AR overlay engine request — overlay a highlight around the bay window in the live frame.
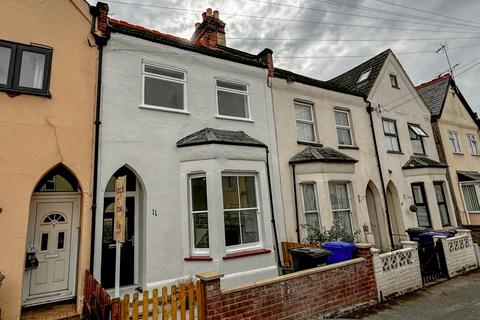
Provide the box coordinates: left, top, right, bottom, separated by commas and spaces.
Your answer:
189, 176, 209, 253
434, 182, 450, 227
411, 183, 431, 227
329, 182, 353, 235
301, 183, 320, 236
222, 175, 260, 249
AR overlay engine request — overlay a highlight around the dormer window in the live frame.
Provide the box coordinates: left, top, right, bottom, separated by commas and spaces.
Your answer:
357, 69, 371, 84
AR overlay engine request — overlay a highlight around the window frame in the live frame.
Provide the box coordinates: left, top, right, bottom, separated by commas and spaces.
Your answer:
188, 174, 210, 255
141, 62, 188, 113
295, 101, 316, 143
411, 182, 432, 228
433, 182, 451, 227
328, 181, 354, 236
334, 109, 354, 147
382, 118, 401, 152
215, 77, 251, 121
300, 182, 320, 237
0, 40, 52, 96
390, 74, 399, 89
448, 130, 462, 154
221, 173, 263, 253
408, 123, 426, 155
467, 134, 479, 155
461, 183, 480, 214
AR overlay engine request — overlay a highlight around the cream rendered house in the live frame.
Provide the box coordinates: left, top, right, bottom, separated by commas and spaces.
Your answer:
328, 50, 457, 246
272, 70, 390, 250
417, 74, 480, 225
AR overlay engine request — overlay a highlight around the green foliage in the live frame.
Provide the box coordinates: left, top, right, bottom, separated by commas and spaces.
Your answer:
304, 224, 361, 244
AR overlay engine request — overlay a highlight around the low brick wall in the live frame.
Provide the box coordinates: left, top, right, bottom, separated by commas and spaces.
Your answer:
372, 241, 422, 301
436, 229, 479, 278
197, 244, 377, 320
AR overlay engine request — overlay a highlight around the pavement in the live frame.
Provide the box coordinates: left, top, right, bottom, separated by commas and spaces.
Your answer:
335, 269, 480, 320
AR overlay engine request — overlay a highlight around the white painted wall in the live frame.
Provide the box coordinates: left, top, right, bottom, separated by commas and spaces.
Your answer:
94, 33, 285, 290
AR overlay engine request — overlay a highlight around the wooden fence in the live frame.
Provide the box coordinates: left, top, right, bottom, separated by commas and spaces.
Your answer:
110, 282, 203, 320
84, 270, 112, 319
281, 241, 320, 268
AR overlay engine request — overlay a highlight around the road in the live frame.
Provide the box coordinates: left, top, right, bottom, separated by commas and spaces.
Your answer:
339, 269, 480, 320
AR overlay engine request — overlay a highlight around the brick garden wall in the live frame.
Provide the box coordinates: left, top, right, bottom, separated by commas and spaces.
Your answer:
197, 244, 377, 320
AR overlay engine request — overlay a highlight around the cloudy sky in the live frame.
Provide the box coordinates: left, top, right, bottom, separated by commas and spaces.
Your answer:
90, 0, 480, 111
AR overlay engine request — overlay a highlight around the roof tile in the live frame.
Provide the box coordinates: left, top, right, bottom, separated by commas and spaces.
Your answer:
177, 128, 266, 148
289, 145, 358, 164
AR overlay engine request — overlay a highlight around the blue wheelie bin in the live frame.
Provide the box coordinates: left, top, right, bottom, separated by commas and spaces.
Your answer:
418, 231, 455, 246
322, 242, 356, 264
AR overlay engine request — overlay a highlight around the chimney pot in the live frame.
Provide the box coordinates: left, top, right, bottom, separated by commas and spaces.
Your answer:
213, 10, 219, 19
195, 22, 201, 29
206, 8, 213, 17
202, 12, 207, 21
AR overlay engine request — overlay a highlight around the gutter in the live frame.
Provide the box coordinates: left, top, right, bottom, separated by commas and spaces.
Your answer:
265, 148, 282, 268
365, 98, 395, 249
291, 164, 301, 243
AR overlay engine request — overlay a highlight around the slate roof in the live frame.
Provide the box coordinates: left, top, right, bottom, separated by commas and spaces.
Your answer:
289, 145, 358, 164
457, 171, 480, 182
108, 19, 272, 69
176, 128, 266, 148
327, 49, 391, 97
416, 74, 451, 116
274, 68, 364, 97
402, 156, 448, 170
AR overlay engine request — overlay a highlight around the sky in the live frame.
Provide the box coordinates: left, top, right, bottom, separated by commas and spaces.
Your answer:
90, 0, 480, 111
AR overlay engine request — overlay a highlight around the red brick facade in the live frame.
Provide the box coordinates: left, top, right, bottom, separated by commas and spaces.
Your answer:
198, 244, 377, 320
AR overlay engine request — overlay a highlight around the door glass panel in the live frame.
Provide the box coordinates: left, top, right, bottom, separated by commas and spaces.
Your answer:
19, 50, 46, 89
57, 232, 65, 250
41, 233, 49, 251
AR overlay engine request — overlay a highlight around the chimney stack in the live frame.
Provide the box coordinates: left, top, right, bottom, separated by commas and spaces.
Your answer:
90, 2, 109, 44
191, 8, 226, 48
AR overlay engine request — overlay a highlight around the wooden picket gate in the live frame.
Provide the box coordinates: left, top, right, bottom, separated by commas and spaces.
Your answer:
110, 282, 203, 320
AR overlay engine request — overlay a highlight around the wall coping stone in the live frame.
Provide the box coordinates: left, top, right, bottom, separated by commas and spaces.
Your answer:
222, 257, 366, 294
356, 243, 374, 249
196, 271, 224, 281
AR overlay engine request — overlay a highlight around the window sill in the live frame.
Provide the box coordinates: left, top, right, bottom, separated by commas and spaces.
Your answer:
215, 115, 254, 123
338, 145, 359, 150
387, 150, 404, 154
471, 154, 480, 157
413, 153, 428, 157
453, 152, 464, 155
139, 104, 190, 115
297, 140, 322, 147
1, 87, 51, 98
223, 249, 271, 260
184, 256, 213, 262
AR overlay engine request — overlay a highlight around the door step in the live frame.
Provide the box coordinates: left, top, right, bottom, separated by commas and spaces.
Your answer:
21, 301, 79, 320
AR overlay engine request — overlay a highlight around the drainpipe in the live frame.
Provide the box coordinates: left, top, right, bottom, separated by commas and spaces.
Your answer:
291, 164, 301, 243
365, 98, 395, 250
265, 148, 282, 268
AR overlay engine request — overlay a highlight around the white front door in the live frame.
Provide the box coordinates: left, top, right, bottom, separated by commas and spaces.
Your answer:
24, 194, 80, 306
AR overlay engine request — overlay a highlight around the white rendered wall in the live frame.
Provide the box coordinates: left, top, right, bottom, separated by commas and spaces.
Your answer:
437, 229, 478, 278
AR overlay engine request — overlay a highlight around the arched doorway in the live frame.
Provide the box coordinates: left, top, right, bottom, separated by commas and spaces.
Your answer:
365, 182, 385, 250
386, 181, 405, 248
23, 165, 81, 306
100, 166, 144, 289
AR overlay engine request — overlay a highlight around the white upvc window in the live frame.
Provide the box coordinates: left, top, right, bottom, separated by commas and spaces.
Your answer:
216, 79, 250, 120
383, 119, 401, 152
448, 131, 462, 153
461, 184, 480, 213
301, 183, 320, 237
295, 102, 316, 142
328, 182, 353, 236
189, 175, 209, 255
142, 63, 187, 112
467, 134, 479, 155
334, 109, 354, 146
221, 174, 262, 252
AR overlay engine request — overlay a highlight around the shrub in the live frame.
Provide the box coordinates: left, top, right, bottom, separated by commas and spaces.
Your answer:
304, 224, 361, 245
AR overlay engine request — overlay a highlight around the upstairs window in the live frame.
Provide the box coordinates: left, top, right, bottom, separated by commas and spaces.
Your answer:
390, 74, 399, 89
408, 124, 428, 155
216, 79, 250, 119
142, 63, 186, 111
329, 182, 353, 236
295, 102, 316, 142
0, 40, 52, 96
383, 119, 401, 152
434, 182, 450, 227
448, 131, 461, 153
334, 109, 353, 146
412, 183, 431, 228
467, 134, 479, 155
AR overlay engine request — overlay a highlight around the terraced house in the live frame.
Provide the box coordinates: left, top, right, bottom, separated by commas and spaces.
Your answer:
90, 3, 285, 294
0, 0, 98, 318
417, 74, 480, 225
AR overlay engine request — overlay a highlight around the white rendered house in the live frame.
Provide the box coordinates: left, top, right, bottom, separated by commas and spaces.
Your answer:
92, 8, 284, 292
